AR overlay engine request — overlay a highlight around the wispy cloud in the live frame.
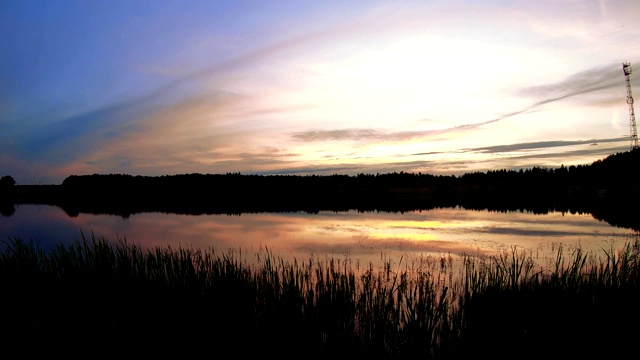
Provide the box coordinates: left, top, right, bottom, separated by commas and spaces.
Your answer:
292, 129, 384, 142
517, 62, 631, 105
6, 8, 420, 172
466, 137, 627, 154
4, 1, 639, 185
491, 145, 629, 162
291, 118, 509, 144
291, 61, 632, 146
19, 59, 633, 182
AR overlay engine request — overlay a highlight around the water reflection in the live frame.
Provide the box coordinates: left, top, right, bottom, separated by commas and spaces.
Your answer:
0, 205, 636, 269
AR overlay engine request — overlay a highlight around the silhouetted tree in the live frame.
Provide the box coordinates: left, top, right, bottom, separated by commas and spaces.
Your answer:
0, 175, 16, 188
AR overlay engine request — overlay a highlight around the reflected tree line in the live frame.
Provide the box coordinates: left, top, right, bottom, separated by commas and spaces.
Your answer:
1, 149, 639, 230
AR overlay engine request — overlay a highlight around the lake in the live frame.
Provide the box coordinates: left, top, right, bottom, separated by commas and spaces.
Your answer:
1, 204, 637, 271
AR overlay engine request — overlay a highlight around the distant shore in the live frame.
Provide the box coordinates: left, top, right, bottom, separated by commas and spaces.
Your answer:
1, 149, 639, 230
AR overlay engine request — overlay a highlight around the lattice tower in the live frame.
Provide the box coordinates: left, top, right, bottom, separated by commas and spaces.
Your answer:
623, 62, 638, 150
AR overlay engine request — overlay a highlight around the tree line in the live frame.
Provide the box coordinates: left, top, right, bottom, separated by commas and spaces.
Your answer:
1, 149, 638, 229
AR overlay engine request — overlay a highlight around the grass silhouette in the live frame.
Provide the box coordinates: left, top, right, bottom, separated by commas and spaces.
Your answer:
1, 233, 638, 358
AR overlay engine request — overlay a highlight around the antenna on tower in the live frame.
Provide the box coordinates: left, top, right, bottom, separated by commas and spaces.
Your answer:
622, 62, 639, 150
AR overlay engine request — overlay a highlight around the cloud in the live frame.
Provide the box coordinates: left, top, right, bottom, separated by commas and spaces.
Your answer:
408, 151, 453, 157
291, 61, 635, 147
7, 7, 432, 177
2, 11, 382, 164
404, 142, 630, 176
292, 129, 384, 142
494, 145, 629, 162
291, 128, 423, 143
291, 118, 507, 144
517, 62, 632, 104
46, 92, 243, 166
289, 109, 539, 145
248, 157, 489, 177
7, 3, 639, 186
53, 134, 632, 183
253, 164, 367, 176
8, 98, 142, 163
466, 137, 627, 154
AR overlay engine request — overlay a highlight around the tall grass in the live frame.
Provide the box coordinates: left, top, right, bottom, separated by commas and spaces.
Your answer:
1, 233, 639, 358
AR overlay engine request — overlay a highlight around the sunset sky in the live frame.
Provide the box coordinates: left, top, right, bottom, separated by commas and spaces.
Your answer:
2, 0, 639, 185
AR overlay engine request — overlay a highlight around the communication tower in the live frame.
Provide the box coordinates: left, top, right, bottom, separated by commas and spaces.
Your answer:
622, 62, 639, 150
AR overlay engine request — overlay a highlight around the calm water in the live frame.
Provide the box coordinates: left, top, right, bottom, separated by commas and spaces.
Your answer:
1, 204, 638, 270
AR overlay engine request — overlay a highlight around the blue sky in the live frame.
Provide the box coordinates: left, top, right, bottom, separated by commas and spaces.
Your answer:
1, 0, 639, 184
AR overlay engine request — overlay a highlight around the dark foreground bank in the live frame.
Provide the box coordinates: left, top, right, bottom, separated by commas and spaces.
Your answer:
1, 235, 639, 358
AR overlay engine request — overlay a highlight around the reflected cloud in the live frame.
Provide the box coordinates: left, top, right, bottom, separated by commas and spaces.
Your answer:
462, 226, 603, 238
2, 206, 634, 270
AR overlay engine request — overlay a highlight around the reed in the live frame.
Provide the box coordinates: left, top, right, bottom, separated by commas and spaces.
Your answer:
1, 233, 639, 358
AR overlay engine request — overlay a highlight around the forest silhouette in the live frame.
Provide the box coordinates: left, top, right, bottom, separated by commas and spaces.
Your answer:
1, 148, 639, 230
